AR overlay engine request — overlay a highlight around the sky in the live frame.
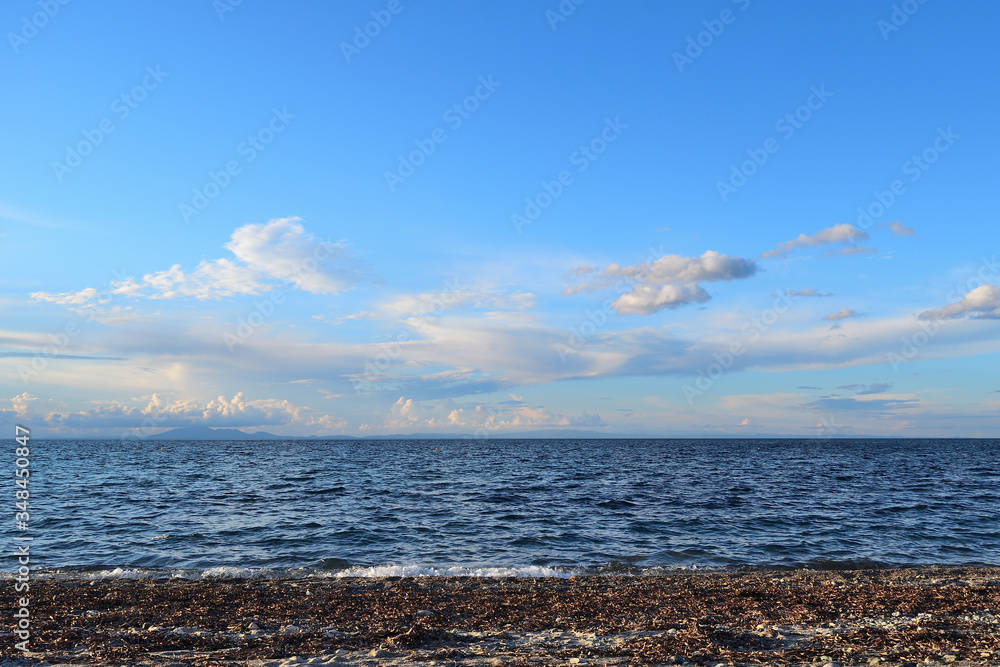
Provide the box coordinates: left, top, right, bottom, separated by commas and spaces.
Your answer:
2, 0, 999, 438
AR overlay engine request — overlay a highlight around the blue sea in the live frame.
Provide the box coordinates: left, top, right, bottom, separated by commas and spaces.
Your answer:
10, 438, 1000, 578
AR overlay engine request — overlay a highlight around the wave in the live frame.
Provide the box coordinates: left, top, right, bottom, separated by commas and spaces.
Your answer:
324, 564, 575, 578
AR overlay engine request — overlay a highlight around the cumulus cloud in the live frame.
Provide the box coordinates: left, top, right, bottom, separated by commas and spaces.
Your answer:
919, 284, 1000, 320
224, 218, 359, 294
35, 392, 347, 435
824, 308, 859, 321
611, 283, 711, 315
11, 393, 36, 419
30, 217, 361, 307
762, 224, 871, 258
384, 395, 603, 433
566, 250, 758, 315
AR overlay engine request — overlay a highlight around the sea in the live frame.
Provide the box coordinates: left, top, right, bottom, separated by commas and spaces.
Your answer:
9, 438, 1000, 578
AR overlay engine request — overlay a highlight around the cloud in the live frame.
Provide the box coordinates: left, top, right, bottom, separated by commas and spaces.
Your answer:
762, 224, 871, 258
39, 392, 345, 434
837, 382, 892, 395
611, 283, 710, 315
785, 289, 833, 297
383, 395, 604, 433
224, 218, 359, 294
919, 284, 1000, 320
11, 393, 36, 418
824, 308, 859, 321
30, 217, 361, 306
567, 250, 758, 315
822, 246, 878, 258
381, 284, 536, 320
800, 396, 919, 413
883, 221, 915, 237
797, 386, 822, 390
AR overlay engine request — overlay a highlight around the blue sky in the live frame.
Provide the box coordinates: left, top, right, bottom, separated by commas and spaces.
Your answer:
2, 0, 999, 437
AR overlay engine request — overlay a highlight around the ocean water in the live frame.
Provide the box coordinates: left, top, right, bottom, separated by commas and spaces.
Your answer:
9, 438, 1000, 578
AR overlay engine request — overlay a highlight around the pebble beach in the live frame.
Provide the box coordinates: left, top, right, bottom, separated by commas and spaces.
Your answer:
4, 567, 1000, 666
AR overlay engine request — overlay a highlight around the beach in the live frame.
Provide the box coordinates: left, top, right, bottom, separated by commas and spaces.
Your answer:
5, 567, 1000, 666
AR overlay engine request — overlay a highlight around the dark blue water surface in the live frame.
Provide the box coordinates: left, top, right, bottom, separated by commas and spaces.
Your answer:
10, 438, 1000, 576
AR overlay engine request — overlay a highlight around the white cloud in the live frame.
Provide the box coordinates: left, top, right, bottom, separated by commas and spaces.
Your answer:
224, 217, 358, 294
920, 284, 1000, 320
381, 284, 536, 320
39, 392, 346, 434
383, 395, 603, 432
567, 250, 758, 315
30, 217, 361, 307
762, 224, 870, 258
11, 392, 36, 418
611, 283, 710, 315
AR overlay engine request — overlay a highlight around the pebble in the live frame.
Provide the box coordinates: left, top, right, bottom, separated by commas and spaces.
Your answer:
416, 609, 435, 616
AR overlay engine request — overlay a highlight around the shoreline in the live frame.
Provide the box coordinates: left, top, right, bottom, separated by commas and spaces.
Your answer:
3, 566, 999, 666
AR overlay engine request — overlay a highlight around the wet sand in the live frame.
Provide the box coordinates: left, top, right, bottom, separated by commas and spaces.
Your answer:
3, 567, 1000, 666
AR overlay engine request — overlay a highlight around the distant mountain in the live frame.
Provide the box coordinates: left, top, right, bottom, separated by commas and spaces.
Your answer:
145, 427, 625, 440
352, 429, 622, 440
148, 426, 287, 440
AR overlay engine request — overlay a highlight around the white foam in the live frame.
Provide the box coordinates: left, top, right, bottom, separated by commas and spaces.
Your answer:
324, 564, 577, 578
82, 567, 161, 580
200, 566, 266, 579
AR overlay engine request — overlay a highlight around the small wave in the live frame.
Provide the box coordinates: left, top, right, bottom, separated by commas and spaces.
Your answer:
324, 564, 578, 578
